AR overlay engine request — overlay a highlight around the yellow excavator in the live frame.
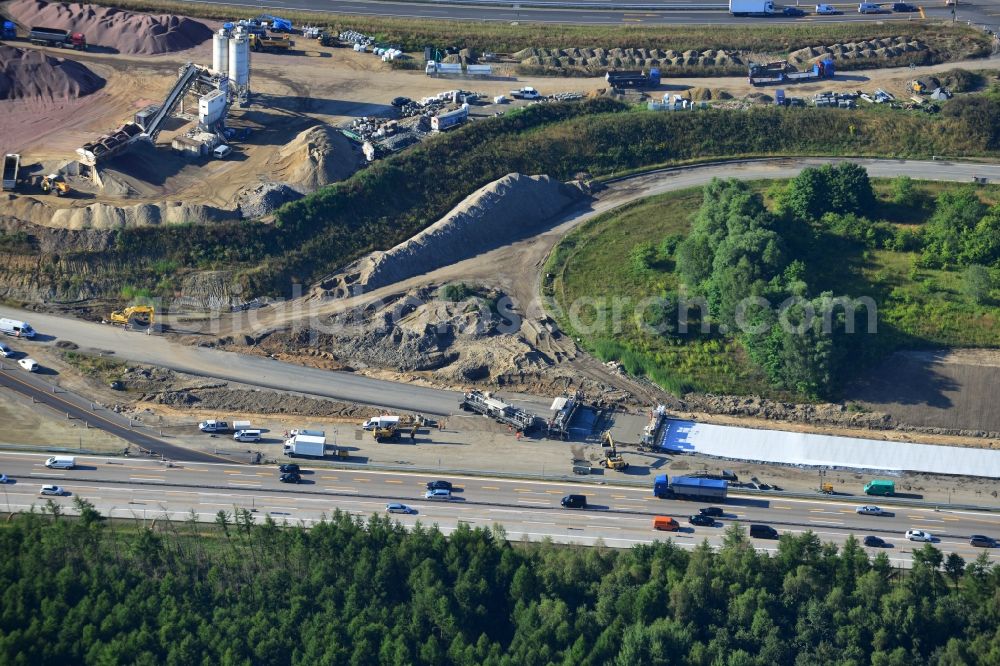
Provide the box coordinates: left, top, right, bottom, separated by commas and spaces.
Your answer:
600, 430, 629, 471
107, 305, 154, 329
41, 174, 69, 196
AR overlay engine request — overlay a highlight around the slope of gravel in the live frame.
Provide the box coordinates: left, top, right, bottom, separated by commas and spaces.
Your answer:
6, 0, 213, 55
0, 44, 104, 101
314, 173, 586, 298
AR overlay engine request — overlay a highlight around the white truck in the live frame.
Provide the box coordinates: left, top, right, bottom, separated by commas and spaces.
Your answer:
0, 318, 36, 338
199, 419, 251, 433
363, 416, 401, 431
283, 433, 326, 458
729, 0, 775, 15
510, 87, 541, 100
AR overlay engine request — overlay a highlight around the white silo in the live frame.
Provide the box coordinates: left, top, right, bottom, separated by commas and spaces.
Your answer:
228, 29, 250, 88
212, 28, 229, 74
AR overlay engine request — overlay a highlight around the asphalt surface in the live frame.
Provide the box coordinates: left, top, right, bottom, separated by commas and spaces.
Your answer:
0, 361, 224, 464
180, 0, 1000, 27
2, 451, 998, 564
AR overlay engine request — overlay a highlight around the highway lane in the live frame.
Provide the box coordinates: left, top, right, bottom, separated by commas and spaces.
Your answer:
178, 0, 1000, 26
0, 363, 224, 464
2, 452, 998, 564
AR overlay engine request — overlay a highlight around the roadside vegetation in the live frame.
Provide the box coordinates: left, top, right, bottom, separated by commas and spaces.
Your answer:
546, 170, 1000, 400
2, 505, 999, 664
85, 0, 992, 59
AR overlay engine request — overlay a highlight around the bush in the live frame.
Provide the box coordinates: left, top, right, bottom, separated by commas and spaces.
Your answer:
962, 264, 992, 304
439, 283, 478, 301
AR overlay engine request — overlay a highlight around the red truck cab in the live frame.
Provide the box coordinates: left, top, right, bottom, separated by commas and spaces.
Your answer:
70, 32, 86, 49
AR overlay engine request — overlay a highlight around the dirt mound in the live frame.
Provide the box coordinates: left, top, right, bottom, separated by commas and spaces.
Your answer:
314, 173, 586, 298
788, 37, 929, 68
237, 182, 302, 219
6, 0, 213, 55
0, 44, 104, 101
5, 195, 238, 229
274, 125, 360, 193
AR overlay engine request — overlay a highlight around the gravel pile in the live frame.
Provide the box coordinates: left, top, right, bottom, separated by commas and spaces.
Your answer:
788, 38, 928, 66
515, 47, 744, 71
7, 0, 213, 55
237, 182, 303, 219
0, 44, 104, 101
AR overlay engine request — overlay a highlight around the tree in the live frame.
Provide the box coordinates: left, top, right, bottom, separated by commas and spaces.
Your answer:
781, 163, 875, 220
944, 553, 966, 584
922, 187, 988, 267
891, 175, 915, 205
962, 265, 992, 304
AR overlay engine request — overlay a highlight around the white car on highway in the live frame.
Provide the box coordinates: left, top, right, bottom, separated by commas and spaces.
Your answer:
856, 505, 889, 516
424, 489, 453, 500
386, 503, 414, 514
40, 485, 66, 496
906, 529, 933, 542
18, 358, 39, 372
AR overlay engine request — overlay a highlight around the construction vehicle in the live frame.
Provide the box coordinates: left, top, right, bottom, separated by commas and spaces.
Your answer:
2, 153, 19, 191
600, 430, 629, 471
460, 390, 536, 432
29, 26, 87, 50
373, 426, 398, 442
106, 305, 154, 329
249, 33, 292, 52
41, 174, 69, 196
910, 79, 927, 94
820, 482, 834, 494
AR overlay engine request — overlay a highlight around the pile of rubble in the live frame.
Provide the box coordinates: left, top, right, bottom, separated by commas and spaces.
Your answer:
338, 29, 373, 47
237, 182, 302, 219
788, 37, 929, 68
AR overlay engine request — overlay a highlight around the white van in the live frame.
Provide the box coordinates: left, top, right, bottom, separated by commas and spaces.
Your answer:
18, 358, 39, 372
45, 456, 76, 469
233, 429, 262, 442
0, 318, 35, 338
363, 416, 400, 430
213, 145, 232, 159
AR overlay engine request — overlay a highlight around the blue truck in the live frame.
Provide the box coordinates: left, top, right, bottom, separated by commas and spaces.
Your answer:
654, 475, 728, 501
605, 67, 661, 89
2, 21, 16, 40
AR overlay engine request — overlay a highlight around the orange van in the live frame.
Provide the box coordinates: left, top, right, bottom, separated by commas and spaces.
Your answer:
653, 516, 679, 531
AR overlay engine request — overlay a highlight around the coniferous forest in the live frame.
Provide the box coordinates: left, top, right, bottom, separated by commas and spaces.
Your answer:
1, 502, 998, 665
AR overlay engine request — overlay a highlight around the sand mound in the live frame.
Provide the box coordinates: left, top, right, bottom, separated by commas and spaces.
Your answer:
275, 125, 360, 193
5, 195, 238, 229
314, 173, 586, 298
6, 0, 213, 55
0, 44, 104, 100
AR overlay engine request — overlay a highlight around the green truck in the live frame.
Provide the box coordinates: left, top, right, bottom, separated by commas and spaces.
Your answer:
864, 479, 895, 496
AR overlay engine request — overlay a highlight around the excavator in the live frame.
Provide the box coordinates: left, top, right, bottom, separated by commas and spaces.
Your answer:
41, 174, 69, 196
106, 305, 154, 329
600, 430, 629, 472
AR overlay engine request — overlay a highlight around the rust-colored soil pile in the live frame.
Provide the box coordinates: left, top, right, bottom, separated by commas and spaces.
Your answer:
0, 44, 104, 100
6, 0, 213, 55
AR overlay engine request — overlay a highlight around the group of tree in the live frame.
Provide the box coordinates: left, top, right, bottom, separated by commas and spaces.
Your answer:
1, 503, 999, 665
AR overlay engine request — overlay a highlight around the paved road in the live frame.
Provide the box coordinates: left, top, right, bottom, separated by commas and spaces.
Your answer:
181, 0, 1000, 27
2, 452, 998, 564
0, 362, 224, 464
4, 159, 1000, 418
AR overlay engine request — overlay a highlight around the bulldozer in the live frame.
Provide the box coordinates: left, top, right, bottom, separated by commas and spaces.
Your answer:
600, 430, 629, 472
107, 305, 154, 329
41, 174, 69, 196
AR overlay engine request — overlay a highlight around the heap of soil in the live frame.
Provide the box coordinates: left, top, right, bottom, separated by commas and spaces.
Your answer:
0, 44, 104, 100
274, 125, 361, 194
6, 0, 213, 55
313, 173, 587, 298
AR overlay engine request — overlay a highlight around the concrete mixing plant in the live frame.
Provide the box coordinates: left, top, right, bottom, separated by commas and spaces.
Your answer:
227, 26, 251, 106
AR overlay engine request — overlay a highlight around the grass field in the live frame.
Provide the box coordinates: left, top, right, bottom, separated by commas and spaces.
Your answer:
545, 179, 1000, 398
85, 0, 992, 62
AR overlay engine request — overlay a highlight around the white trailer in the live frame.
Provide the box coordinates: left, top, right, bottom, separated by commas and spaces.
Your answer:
729, 0, 775, 14
283, 434, 326, 457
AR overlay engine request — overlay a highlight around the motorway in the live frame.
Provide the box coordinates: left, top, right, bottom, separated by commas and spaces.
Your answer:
1, 451, 998, 565
180, 0, 1000, 26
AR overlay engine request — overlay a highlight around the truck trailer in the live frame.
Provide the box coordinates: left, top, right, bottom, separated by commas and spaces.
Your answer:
749, 59, 834, 86
29, 26, 87, 49
431, 106, 468, 132
729, 0, 776, 15
2, 153, 19, 191
653, 475, 729, 501
199, 419, 251, 433
283, 434, 326, 458
605, 68, 661, 89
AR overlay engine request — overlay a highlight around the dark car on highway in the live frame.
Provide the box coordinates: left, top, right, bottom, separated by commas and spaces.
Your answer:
749, 524, 779, 539
279, 472, 301, 484
783, 6, 807, 15
689, 514, 715, 527
970, 535, 997, 548
561, 494, 587, 509
426, 480, 453, 491
279, 464, 300, 474
863, 535, 889, 548
891, 2, 917, 10
700, 507, 725, 517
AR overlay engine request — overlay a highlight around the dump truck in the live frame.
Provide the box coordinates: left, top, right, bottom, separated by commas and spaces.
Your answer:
653, 475, 728, 501
29, 26, 86, 49
249, 33, 292, 52
2, 153, 19, 191
605, 68, 661, 89
729, 0, 776, 15
283, 433, 326, 457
